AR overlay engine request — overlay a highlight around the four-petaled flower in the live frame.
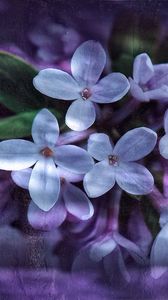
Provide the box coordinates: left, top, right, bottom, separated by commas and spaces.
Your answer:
83, 128, 157, 197
33, 40, 130, 131
129, 53, 168, 102
12, 167, 94, 230
0, 108, 94, 211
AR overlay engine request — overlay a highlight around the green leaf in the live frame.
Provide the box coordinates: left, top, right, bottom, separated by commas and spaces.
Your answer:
0, 109, 62, 139
0, 51, 48, 112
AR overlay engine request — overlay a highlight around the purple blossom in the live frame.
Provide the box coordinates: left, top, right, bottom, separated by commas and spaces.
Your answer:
0, 109, 94, 211
33, 40, 130, 131
83, 128, 157, 197
129, 53, 168, 102
12, 167, 94, 230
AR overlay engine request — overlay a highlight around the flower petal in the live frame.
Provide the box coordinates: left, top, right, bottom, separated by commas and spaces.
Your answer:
164, 109, 168, 133
159, 135, 168, 159
116, 162, 154, 195
29, 158, 60, 211
32, 108, 59, 147
91, 73, 130, 103
150, 223, 168, 279
71, 40, 106, 87
89, 236, 117, 262
33, 68, 79, 100
133, 53, 154, 85
145, 86, 168, 101
28, 196, 67, 231
11, 168, 31, 189
65, 99, 96, 131
63, 182, 94, 220
55, 145, 94, 174
113, 232, 147, 265
88, 133, 113, 161
113, 127, 157, 161
83, 160, 115, 198
57, 167, 83, 183
0, 140, 39, 171
129, 78, 150, 102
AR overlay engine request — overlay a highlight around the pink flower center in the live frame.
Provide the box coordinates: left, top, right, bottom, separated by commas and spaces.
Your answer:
108, 155, 119, 166
81, 88, 92, 100
40, 147, 53, 157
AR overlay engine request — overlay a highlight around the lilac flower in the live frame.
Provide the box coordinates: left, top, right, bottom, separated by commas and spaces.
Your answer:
129, 53, 168, 102
12, 167, 94, 230
33, 40, 130, 131
73, 231, 147, 283
84, 128, 157, 197
159, 109, 168, 159
150, 222, 168, 279
0, 109, 94, 211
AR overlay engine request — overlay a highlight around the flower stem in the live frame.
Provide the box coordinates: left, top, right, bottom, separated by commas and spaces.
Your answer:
107, 187, 122, 232
149, 185, 168, 212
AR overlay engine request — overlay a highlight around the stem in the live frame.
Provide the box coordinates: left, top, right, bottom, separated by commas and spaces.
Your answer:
149, 185, 168, 212
57, 128, 95, 145
107, 187, 122, 232
111, 98, 140, 125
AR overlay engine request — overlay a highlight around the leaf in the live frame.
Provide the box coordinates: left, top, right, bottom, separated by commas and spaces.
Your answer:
0, 51, 48, 112
0, 110, 62, 139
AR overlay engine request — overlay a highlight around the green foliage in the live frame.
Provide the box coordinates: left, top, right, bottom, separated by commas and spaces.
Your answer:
0, 109, 62, 139
0, 51, 48, 112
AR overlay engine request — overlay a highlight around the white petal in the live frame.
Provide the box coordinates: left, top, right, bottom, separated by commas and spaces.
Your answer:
91, 73, 130, 103
89, 236, 117, 262
129, 77, 150, 102
63, 182, 94, 220
65, 99, 96, 131
116, 162, 154, 195
28, 197, 66, 231
83, 160, 115, 198
33, 68, 79, 100
159, 135, 168, 159
57, 167, 83, 183
88, 133, 113, 161
113, 127, 157, 161
11, 168, 31, 189
32, 108, 59, 147
0, 140, 39, 171
151, 223, 168, 279
29, 158, 60, 211
71, 40, 106, 87
133, 53, 154, 85
55, 145, 94, 174
164, 109, 168, 133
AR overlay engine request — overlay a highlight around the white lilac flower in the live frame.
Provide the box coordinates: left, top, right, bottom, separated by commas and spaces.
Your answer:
129, 53, 168, 102
33, 40, 130, 131
12, 167, 94, 230
150, 223, 168, 279
83, 128, 157, 197
159, 109, 168, 159
0, 108, 94, 211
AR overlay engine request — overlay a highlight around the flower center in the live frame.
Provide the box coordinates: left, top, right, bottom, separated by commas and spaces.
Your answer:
60, 177, 66, 185
81, 88, 92, 100
40, 147, 53, 157
108, 155, 119, 166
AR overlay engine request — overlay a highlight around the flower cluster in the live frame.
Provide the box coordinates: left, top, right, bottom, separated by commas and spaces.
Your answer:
1, 39, 168, 288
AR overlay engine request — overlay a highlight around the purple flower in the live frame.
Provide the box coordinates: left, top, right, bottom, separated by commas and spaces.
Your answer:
159, 109, 168, 159
129, 53, 168, 102
83, 128, 157, 197
12, 167, 94, 230
73, 231, 147, 283
0, 109, 94, 211
33, 40, 130, 131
